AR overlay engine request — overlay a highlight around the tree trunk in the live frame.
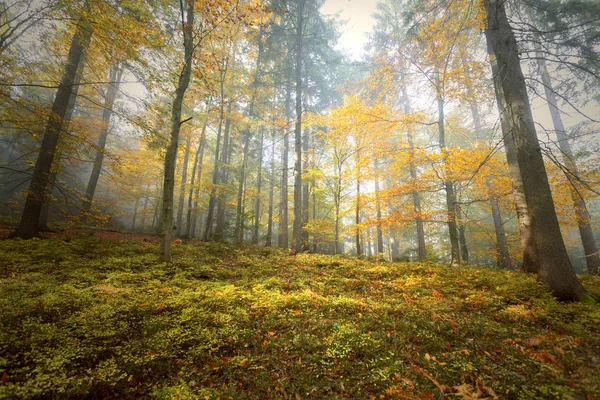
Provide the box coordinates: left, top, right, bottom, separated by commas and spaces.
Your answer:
374, 160, 384, 255
235, 130, 251, 243
484, 0, 586, 300
279, 71, 292, 249
175, 136, 191, 237
16, 2, 92, 239
301, 127, 310, 251
252, 127, 265, 244
266, 128, 276, 246
82, 63, 123, 212
140, 195, 149, 231
486, 36, 537, 273
215, 100, 234, 239
159, 0, 194, 263
531, 30, 600, 275
131, 196, 139, 230
355, 159, 362, 257
400, 81, 426, 260
456, 204, 469, 264
203, 68, 228, 241
292, 0, 306, 254
186, 120, 207, 238
436, 79, 460, 265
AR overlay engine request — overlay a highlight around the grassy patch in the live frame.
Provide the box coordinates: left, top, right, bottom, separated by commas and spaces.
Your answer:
1, 233, 599, 399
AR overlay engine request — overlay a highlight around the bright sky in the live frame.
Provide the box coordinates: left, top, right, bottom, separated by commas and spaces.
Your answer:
320, 0, 378, 61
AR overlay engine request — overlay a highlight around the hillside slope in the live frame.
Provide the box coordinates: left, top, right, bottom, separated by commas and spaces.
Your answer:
1, 232, 599, 399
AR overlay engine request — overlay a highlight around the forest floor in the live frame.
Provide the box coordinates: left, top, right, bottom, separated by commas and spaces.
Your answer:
1, 228, 599, 399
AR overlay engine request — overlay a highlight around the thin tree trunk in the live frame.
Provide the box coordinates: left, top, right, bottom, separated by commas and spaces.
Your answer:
215, 100, 234, 239
436, 79, 460, 265
292, 0, 306, 254
159, 0, 194, 263
400, 81, 426, 260
235, 131, 251, 243
355, 157, 362, 257
531, 29, 600, 275
175, 136, 191, 237
203, 67, 228, 241
470, 96, 513, 270
266, 128, 275, 246
131, 196, 139, 230
485, 0, 586, 300
279, 72, 292, 250
456, 203, 469, 264
187, 120, 207, 238
374, 160, 384, 255
252, 127, 265, 244
301, 127, 310, 251
82, 63, 123, 212
140, 195, 149, 231
16, 2, 92, 239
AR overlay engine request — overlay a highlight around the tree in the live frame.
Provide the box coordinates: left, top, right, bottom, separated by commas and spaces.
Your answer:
159, 0, 195, 263
484, 0, 586, 300
15, 1, 92, 239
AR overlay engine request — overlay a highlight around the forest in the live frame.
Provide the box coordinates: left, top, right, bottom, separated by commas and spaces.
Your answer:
1, 0, 599, 398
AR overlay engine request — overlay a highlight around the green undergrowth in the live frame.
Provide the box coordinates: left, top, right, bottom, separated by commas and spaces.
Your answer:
1, 234, 599, 399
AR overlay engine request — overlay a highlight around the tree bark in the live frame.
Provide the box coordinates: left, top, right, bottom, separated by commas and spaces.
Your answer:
175, 136, 191, 237
374, 160, 384, 255
187, 119, 207, 238
235, 130, 251, 243
203, 66, 228, 241
531, 29, 600, 275
292, 0, 306, 254
301, 127, 310, 251
484, 0, 586, 300
82, 63, 123, 213
16, 2, 92, 239
436, 78, 460, 265
266, 128, 276, 247
252, 127, 265, 244
486, 36, 537, 273
400, 80, 426, 260
279, 70, 292, 250
215, 100, 234, 239
159, 0, 194, 263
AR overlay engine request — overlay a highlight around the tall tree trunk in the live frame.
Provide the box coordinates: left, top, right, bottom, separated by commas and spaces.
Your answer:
531, 29, 600, 275
203, 68, 228, 241
82, 63, 123, 212
292, 0, 306, 254
140, 195, 149, 231
436, 77, 460, 265
16, 2, 92, 239
374, 160, 384, 255
175, 136, 191, 237
252, 128, 265, 244
484, 0, 586, 300
187, 119, 207, 238
486, 37, 537, 273
400, 81, 426, 260
159, 0, 194, 263
456, 203, 469, 264
355, 157, 362, 257
301, 127, 310, 251
39, 52, 87, 231
215, 100, 234, 239
131, 196, 139, 230
279, 71, 292, 249
266, 128, 276, 247
469, 96, 513, 270
235, 131, 251, 243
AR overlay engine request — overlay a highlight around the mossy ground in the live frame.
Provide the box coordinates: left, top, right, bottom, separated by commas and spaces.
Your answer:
1, 230, 599, 399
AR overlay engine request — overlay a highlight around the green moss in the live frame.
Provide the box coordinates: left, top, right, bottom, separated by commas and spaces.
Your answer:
0, 236, 599, 399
